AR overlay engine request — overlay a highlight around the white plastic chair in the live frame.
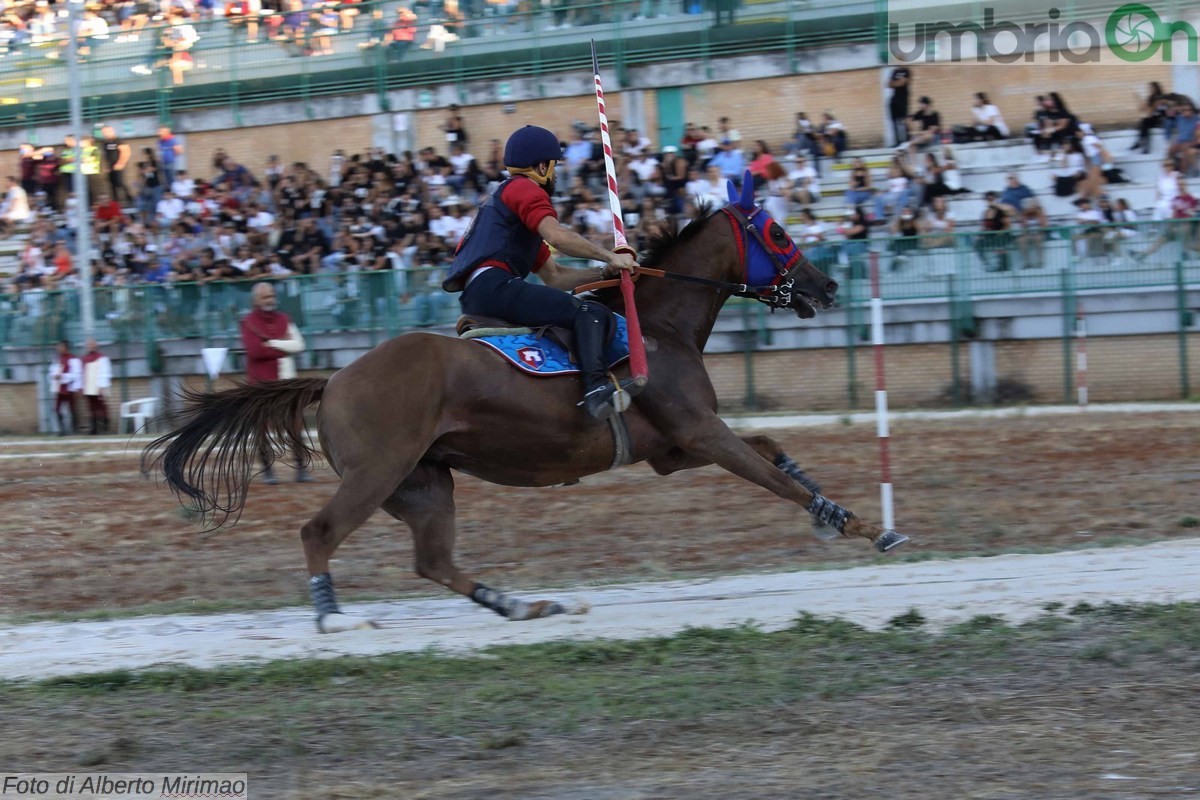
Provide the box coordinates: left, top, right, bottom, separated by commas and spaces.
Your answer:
120, 397, 159, 434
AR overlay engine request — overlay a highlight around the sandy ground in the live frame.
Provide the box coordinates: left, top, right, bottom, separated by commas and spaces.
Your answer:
2, 539, 1199, 680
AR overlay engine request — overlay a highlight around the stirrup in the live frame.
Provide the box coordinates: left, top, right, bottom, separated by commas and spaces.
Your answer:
579, 384, 616, 420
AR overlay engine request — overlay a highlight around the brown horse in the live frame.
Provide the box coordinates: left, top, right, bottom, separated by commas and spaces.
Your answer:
144, 183, 908, 633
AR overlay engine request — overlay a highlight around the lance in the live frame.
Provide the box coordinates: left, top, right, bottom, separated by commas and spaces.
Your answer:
591, 40, 649, 388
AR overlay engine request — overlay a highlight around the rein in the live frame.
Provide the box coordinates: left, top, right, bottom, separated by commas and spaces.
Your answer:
575, 206, 814, 311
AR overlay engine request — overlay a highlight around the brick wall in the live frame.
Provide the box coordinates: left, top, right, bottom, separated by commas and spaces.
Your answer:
1, 333, 1195, 433
184, 116, 375, 176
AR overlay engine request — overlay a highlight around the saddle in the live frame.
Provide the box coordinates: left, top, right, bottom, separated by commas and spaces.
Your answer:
456, 314, 577, 357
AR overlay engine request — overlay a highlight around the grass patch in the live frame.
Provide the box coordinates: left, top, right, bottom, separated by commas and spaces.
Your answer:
8, 604, 1200, 738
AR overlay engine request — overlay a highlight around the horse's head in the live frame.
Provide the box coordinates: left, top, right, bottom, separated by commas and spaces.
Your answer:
724, 170, 837, 319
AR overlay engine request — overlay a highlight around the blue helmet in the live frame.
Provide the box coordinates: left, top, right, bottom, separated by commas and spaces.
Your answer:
503, 126, 562, 168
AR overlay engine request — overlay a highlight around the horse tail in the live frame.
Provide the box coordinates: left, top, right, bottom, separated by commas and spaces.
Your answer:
141, 378, 328, 528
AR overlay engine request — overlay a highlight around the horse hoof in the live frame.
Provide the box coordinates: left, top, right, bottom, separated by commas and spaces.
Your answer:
508, 600, 569, 621
317, 613, 379, 634
873, 530, 910, 553
810, 521, 841, 542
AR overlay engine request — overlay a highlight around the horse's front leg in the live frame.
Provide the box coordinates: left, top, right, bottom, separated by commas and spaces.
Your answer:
667, 422, 908, 553
649, 434, 834, 539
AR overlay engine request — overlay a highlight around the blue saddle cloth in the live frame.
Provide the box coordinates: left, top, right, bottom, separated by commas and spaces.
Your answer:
470, 314, 631, 376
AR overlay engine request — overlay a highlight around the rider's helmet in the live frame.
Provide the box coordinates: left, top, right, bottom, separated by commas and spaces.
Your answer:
503, 126, 562, 169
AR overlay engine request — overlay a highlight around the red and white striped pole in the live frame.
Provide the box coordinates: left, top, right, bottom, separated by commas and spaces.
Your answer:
1076, 302, 1088, 406
869, 252, 894, 533
591, 40, 649, 386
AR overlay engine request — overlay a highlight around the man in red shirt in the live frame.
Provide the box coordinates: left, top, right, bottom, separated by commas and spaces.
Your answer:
241, 282, 312, 483
442, 125, 636, 420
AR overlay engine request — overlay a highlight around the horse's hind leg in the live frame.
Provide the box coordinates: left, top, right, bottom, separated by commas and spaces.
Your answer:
381, 461, 577, 621
302, 472, 404, 633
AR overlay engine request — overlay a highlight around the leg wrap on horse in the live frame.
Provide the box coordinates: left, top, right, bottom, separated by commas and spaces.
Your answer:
774, 454, 822, 495
806, 494, 851, 534
471, 582, 529, 619
309, 572, 340, 618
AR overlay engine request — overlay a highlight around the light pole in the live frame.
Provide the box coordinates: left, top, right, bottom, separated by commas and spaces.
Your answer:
66, 0, 93, 338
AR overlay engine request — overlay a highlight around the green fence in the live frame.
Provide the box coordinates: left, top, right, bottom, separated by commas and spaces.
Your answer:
2, 218, 1199, 408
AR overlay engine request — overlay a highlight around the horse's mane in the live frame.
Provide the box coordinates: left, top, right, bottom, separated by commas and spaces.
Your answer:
639, 201, 718, 268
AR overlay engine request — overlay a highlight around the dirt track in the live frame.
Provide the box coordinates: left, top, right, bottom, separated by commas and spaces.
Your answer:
2, 539, 1199, 680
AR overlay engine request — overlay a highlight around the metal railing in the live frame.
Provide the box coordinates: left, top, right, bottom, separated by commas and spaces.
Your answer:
2, 218, 1198, 409
0, 0, 877, 129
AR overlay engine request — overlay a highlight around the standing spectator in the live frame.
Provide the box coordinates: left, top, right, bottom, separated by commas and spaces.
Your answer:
81, 136, 104, 202
58, 136, 79, 204
158, 126, 183, 188
240, 281, 311, 483
887, 65, 912, 146
100, 125, 133, 204
1137, 175, 1199, 260
35, 147, 60, 211
837, 206, 870, 278
442, 103, 469, 146
80, 338, 112, 435
48, 340, 82, 436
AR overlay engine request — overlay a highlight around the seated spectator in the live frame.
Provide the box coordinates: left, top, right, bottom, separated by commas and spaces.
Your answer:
971, 92, 1009, 140
1137, 175, 1199, 260
0, 175, 32, 236
621, 128, 652, 157
1017, 197, 1048, 269
888, 205, 921, 267
679, 122, 705, 165
1169, 100, 1198, 174
156, 189, 185, 224
708, 142, 745, 182
786, 154, 821, 206
999, 173, 1034, 215
171, 169, 196, 198
747, 141, 778, 188
843, 157, 874, 207
815, 111, 846, 162
792, 112, 815, 154
687, 164, 726, 208
1072, 197, 1107, 259
796, 208, 832, 266
903, 96, 941, 155
873, 160, 913, 223
976, 191, 1013, 271
1134, 81, 1168, 154
659, 146, 688, 214
836, 206, 870, 277
921, 195, 957, 248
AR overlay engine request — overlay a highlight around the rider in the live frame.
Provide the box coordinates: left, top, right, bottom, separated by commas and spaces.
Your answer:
443, 125, 637, 420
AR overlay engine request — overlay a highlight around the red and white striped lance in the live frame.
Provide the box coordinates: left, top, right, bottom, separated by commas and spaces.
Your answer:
869, 252, 895, 533
591, 40, 648, 385
592, 61, 628, 251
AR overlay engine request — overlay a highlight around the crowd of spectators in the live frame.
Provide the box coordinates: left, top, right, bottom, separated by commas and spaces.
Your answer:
6, 78, 1197, 333
0, 0, 744, 85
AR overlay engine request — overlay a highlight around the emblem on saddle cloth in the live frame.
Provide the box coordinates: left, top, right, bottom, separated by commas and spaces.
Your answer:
468, 314, 632, 376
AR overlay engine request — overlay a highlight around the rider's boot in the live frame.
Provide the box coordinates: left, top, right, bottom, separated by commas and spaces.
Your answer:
575, 306, 616, 420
